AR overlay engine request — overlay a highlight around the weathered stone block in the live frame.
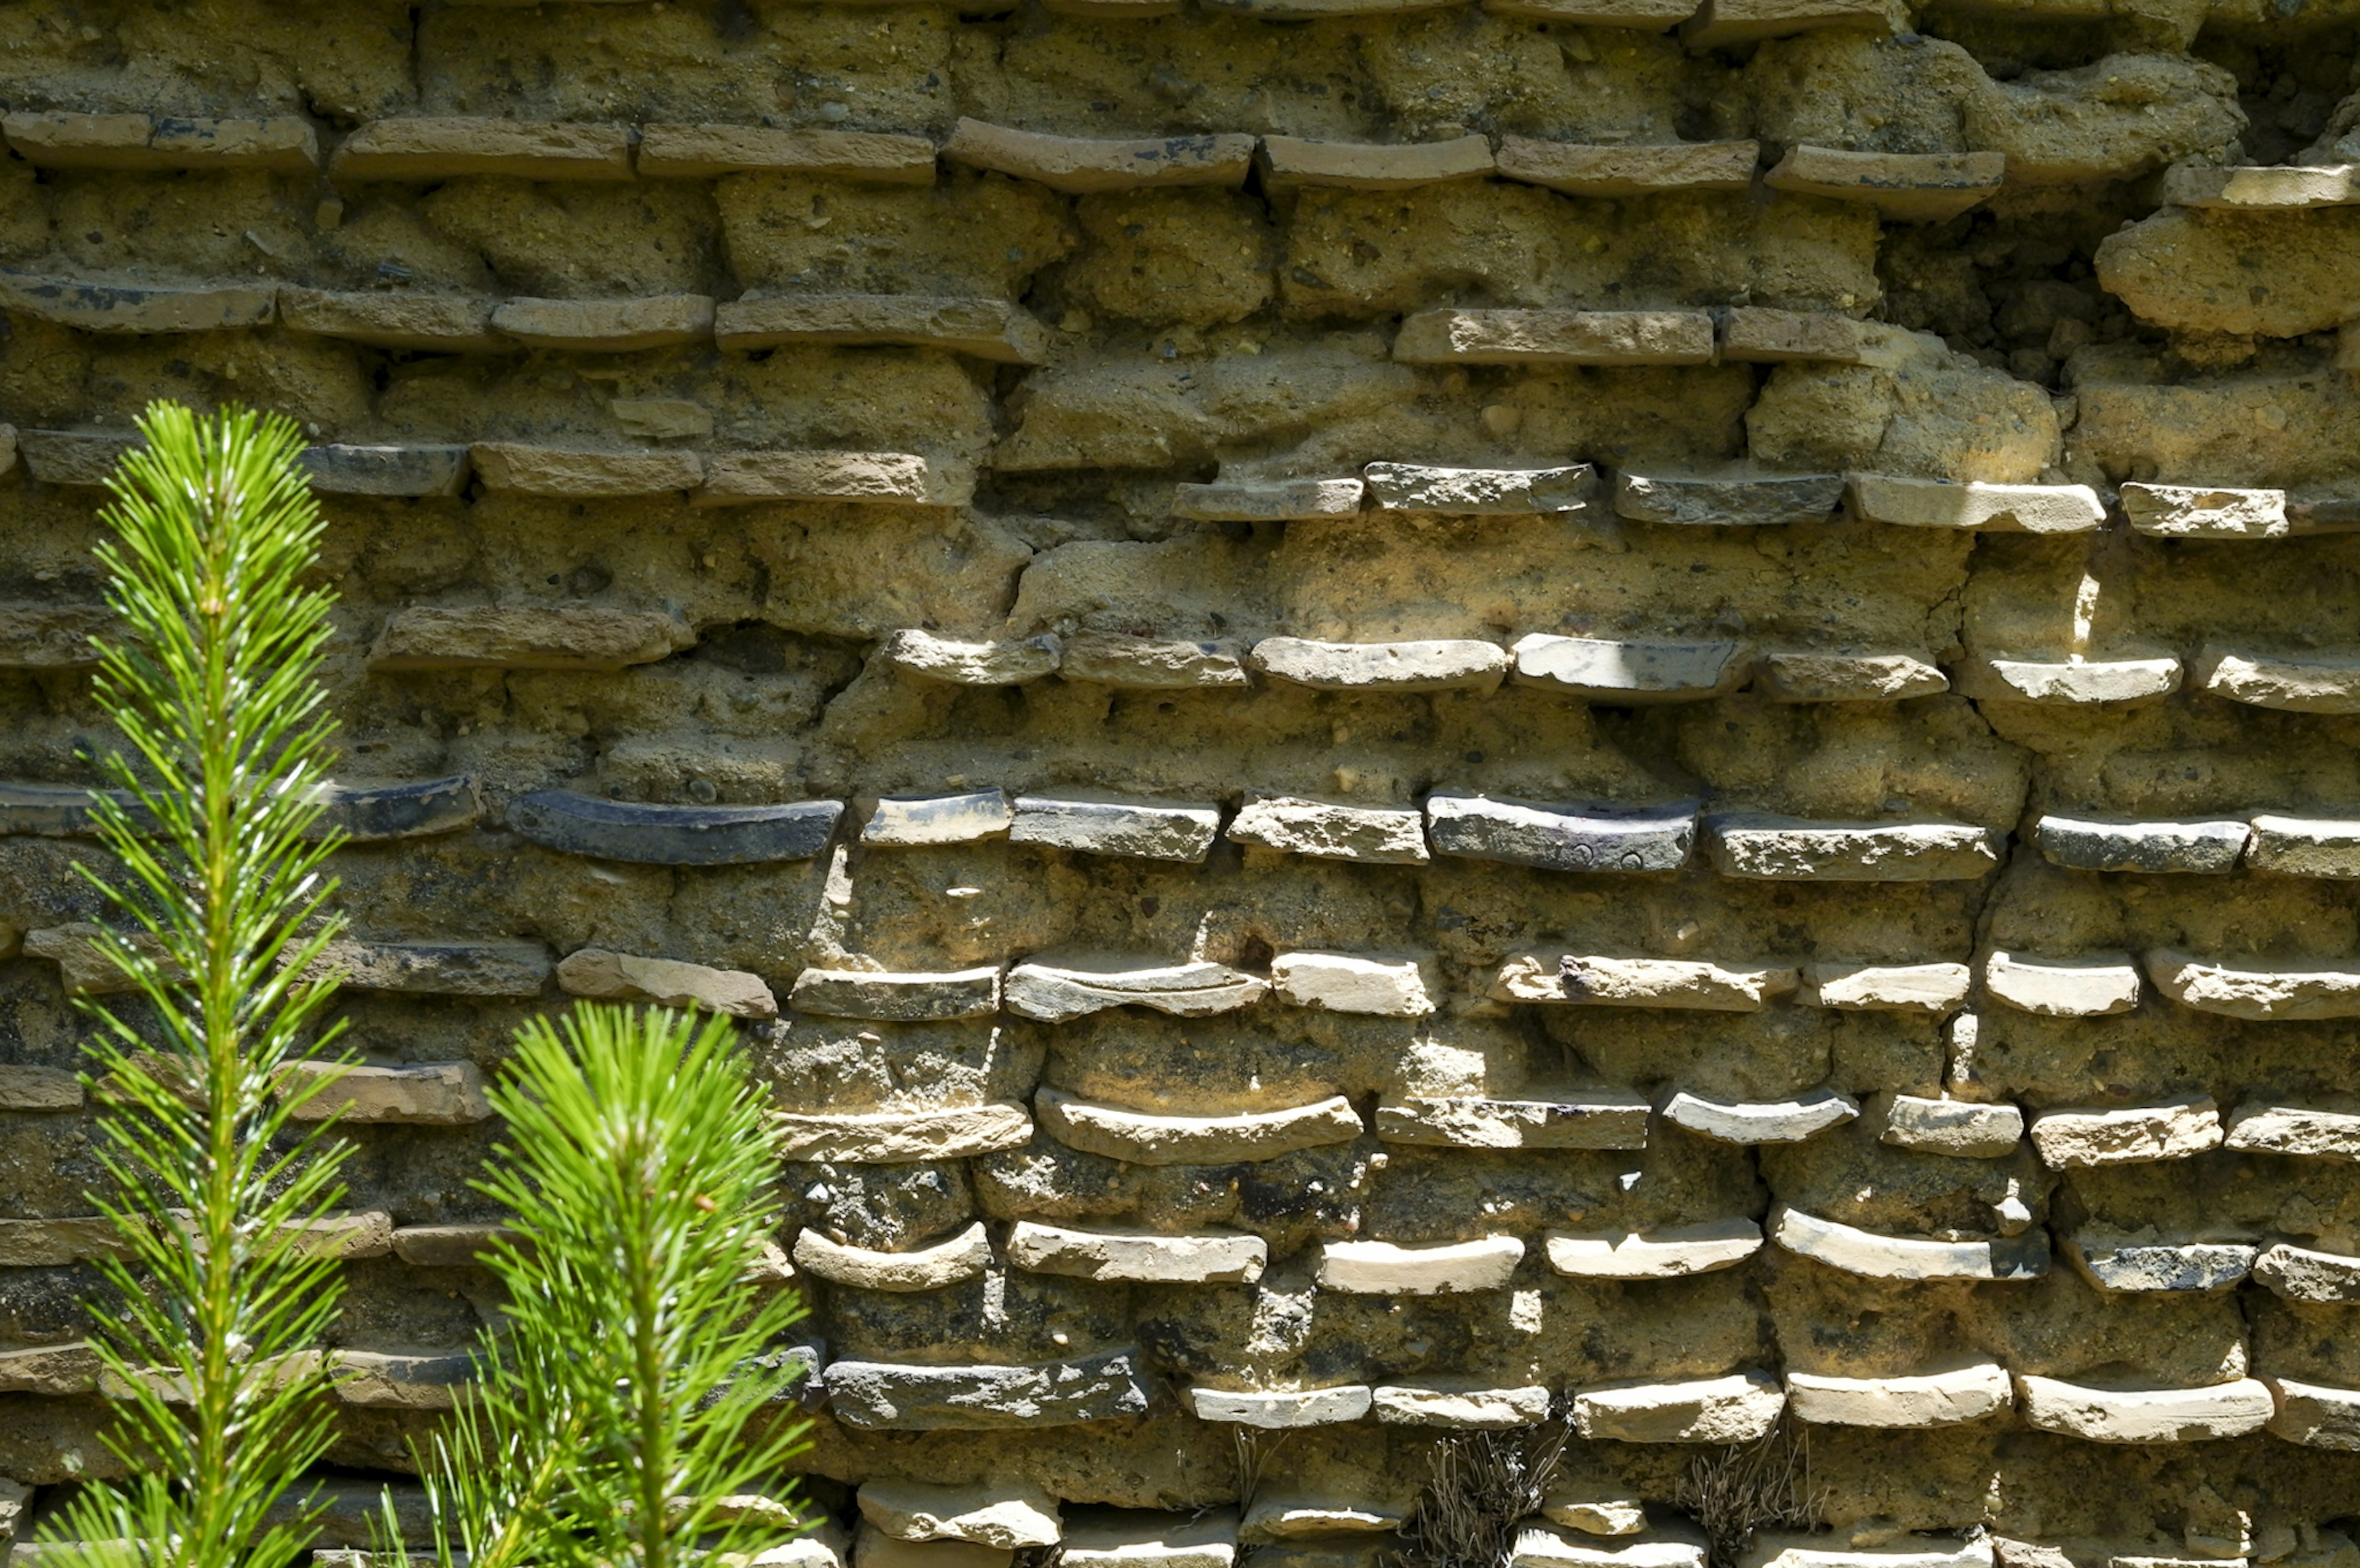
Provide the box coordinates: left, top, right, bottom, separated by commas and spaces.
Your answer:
942, 120, 1254, 192
1227, 796, 1428, 863
698, 452, 972, 507
1720, 310, 1866, 364
2028, 1097, 2223, 1167
507, 791, 843, 865
490, 294, 716, 352
1270, 951, 1434, 1017
823, 1349, 1157, 1429
856, 1526, 1010, 1568
391, 1224, 515, 1268
1879, 1095, 2023, 1158
1516, 1526, 1707, 1568
790, 967, 1002, 1022
1961, 657, 2182, 705
1495, 138, 1756, 195
1755, 651, 1948, 702
1613, 471, 1844, 527
2147, 949, 2360, 1020
859, 1480, 1061, 1548
1182, 1386, 1372, 1427
2120, 483, 2290, 538
0, 271, 275, 334
280, 1060, 490, 1125
1058, 1511, 1238, 1568
1495, 954, 1800, 1011
1799, 962, 1970, 1013
1772, 1206, 2047, 1280
1784, 1366, 2013, 1429
794, 1223, 992, 1292
1009, 794, 1221, 862
297, 445, 472, 497
315, 939, 551, 998
1004, 958, 1268, 1021
1704, 816, 2002, 880
1538, 1494, 1646, 1537
1375, 1092, 1651, 1150
0, 1065, 82, 1111
369, 606, 694, 671
0, 1343, 103, 1397
715, 295, 1051, 364
862, 791, 1012, 847
2252, 1242, 2360, 1303
1739, 1539, 1991, 1568
1514, 636, 1752, 701
332, 117, 634, 181
1983, 951, 2141, 1017
1005, 1222, 1268, 1284
1362, 463, 1598, 516
773, 1103, 1032, 1164
1571, 1372, 1784, 1444
2264, 1377, 2360, 1452
2222, 1102, 2360, 1159
18, 434, 140, 488
2033, 815, 2249, 874
1257, 135, 1494, 190
2192, 645, 2360, 713
1250, 637, 1509, 694
556, 947, 779, 1019
635, 124, 938, 181
1370, 1382, 1552, 1428
1060, 633, 1251, 689
1316, 1235, 1525, 1294
1764, 149, 2002, 222
334, 1350, 475, 1410
1846, 476, 2104, 532
2063, 1233, 2256, 1293
1425, 794, 1697, 873
2015, 1375, 2274, 1442
1666, 1091, 1859, 1144
1544, 1218, 1762, 1278
1394, 308, 1717, 367
470, 445, 704, 498
2248, 816, 2360, 877
277, 289, 503, 352
1036, 1086, 1361, 1165
883, 630, 1063, 686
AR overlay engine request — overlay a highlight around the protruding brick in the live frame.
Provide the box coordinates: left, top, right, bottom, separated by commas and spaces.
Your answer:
2248, 815, 2360, 877
490, 294, 715, 352
1766, 149, 2004, 222
2147, 949, 2360, 1020
1771, 1205, 2048, 1280
391, 1223, 516, 1268
794, 1223, 993, 1292
1512, 635, 1752, 701
2223, 1102, 2360, 1159
1375, 1091, 1652, 1150
1371, 1382, 1552, 1428
1036, 1086, 1361, 1164
2193, 645, 2360, 713
1058, 1510, 1239, 1568
636, 123, 939, 181
2015, 1374, 2274, 1443
1719, 308, 1866, 364
1516, 1525, 1709, 1568
942, 119, 1254, 193
1540, 1494, 1646, 1539
19, 433, 139, 487
2253, 1242, 2360, 1303
1494, 136, 1755, 194
2063, 1232, 2256, 1293
470, 444, 703, 497
715, 294, 1052, 364
556, 947, 779, 1019
1983, 951, 2141, 1017
1879, 1095, 2024, 1158
1005, 958, 1268, 1021
1494, 953, 1799, 1011
1785, 1364, 2013, 1427
0, 1215, 128, 1266
697, 451, 972, 507
882, 630, 1063, 686
2033, 815, 2248, 874
0, 271, 276, 334
0, 1342, 104, 1395
280, 1060, 490, 1125
1272, 951, 1435, 1017
369, 606, 694, 672
277, 289, 503, 352
825, 1349, 1157, 1430
1363, 463, 1598, 516
299, 445, 472, 497
1170, 477, 1366, 523
1183, 1386, 1373, 1427
2028, 1097, 2223, 1167
508, 791, 843, 865
1251, 637, 1509, 694
1756, 650, 1948, 702
0, 1065, 83, 1111
6, 111, 320, 171
2264, 1376, 2360, 1451
332, 118, 635, 181
2156, 163, 2360, 210
1425, 794, 1697, 872
1800, 962, 1970, 1013
1010, 794, 1222, 861
1257, 134, 1495, 189
1007, 1221, 1268, 1284
2120, 483, 2290, 538
1961, 657, 2182, 705
1316, 1235, 1525, 1294
315, 939, 552, 998
1682, 0, 1890, 44
1572, 1372, 1784, 1443
859, 1480, 1061, 1549
1846, 475, 2104, 532
1740, 1538, 1991, 1568
789, 966, 1002, 1022
334, 1350, 476, 1410
1394, 308, 1716, 367
1227, 795, 1429, 863
1667, 1091, 1858, 1144
1544, 1218, 1762, 1278
1613, 471, 1844, 527
1061, 632, 1251, 689
773, 1102, 1032, 1164
1705, 815, 2004, 880
862, 791, 1014, 847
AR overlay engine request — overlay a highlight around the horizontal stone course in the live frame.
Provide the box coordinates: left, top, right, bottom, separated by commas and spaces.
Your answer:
1316, 1235, 1525, 1294
1005, 1222, 1268, 1284
793, 1223, 992, 1292
1784, 1365, 2014, 1428
2033, 815, 2249, 874
1004, 958, 1268, 1021
1704, 816, 2004, 880
1425, 794, 1697, 872
1544, 1218, 1762, 1278
332, 117, 635, 181
1009, 794, 1222, 861
1493, 953, 1800, 1011
1771, 1205, 2048, 1281
634, 123, 939, 181
1377, 1091, 1651, 1150
943, 119, 1253, 192
1227, 796, 1428, 863
1037, 1086, 1361, 1164
789, 967, 1003, 1022
2028, 1097, 2224, 1167
1257, 134, 1495, 189
1182, 1386, 1373, 1427
508, 790, 843, 865
2015, 1374, 2275, 1442
824, 1349, 1157, 1430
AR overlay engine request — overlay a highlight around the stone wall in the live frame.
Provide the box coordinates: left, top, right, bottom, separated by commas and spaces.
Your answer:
3, 0, 2360, 1561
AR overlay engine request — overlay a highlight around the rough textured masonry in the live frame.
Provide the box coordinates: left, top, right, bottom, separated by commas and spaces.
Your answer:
1, 0, 2359, 1563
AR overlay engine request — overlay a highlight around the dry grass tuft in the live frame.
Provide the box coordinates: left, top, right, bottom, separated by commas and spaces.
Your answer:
1677, 1421, 1827, 1568
1398, 1421, 1571, 1568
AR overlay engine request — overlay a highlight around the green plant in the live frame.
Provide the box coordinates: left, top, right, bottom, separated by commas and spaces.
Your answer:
380, 1002, 809, 1568
44, 403, 355, 1568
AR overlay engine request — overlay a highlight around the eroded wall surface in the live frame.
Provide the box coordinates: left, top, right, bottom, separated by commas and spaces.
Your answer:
2, 0, 2360, 1560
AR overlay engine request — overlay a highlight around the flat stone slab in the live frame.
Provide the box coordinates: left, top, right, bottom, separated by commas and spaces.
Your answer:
1005, 958, 1268, 1022
332, 117, 635, 181
2033, 815, 2249, 874
773, 1102, 1033, 1164
1719, 309, 1866, 364
1785, 1365, 2013, 1428
634, 123, 940, 181
334, 1350, 476, 1410
277, 288, 503, 351
489, 293, 715, 352
1755, 650, 1948, 702
390, 1223, 515, 1267
1060, 632, 1251, 688
2063, 1232, 2256, 1293
1240, 1499, 1404, 1542
0, 602, 118, 668
2015, 1374, 2274, 1443
1765, 148, 2004, 222
942, 119, 1254, 192
369, 605, 695, 671
859, 1480, 1062, 1549
1880, 1095, 2024, 1158
2193, 645, 2360, 713
1800, 962, 1970, 1013
1362, 462, 1599, 516
1377, 1091, 1651, 1150
863, 790, 1014, 847
18, 433, 141, 488
883, 630, 1064, 685
0, 1215, 130, 1266
2253, 1242, 2360, 1303
1544, 1218, 1763, 1278
1036, 1086, 1361, 1165
1316, 1235, 1525, 1294
824, 1348, 1157, 1430
0, 1341, 103, 1396
1425, 794, 1697, 872
1667, 1091, 1860, 1144
2223, 1101, 2360, 1158
1739, 1538, 1991, 1568
508, 790, 843, 865
1571, 1371, 1785, 1444
789, 966, 1002, 1022
1846, 475, 2105, 532
1006, 1221, 1268, 1284
1249, 637, 1509, 693
299, 444, 471, 496
1258, 133, 1495, 189
696, 450, 972, 507
1170, 477, 1366, 522
318, 775, 478, 843
1613, 471, 1844, 528
1962, 657, 2182, 705
2146, 949, 2360, 1020
0, 1064, 82, 1111
1058, 1510, 1239, 1568
1705, 815, 2004, 880
556, 947, 779, 1019
471, 444, 704, 496
2158, 162, 2360, 209
715, 294, 1051, 364
1983, 951, 2141, 1016
316, 939, 551, 998
1512, 635, 1752, 701
0, 270, 277, 334
25, 923, 171, 994
1370, 1382, 1553, 1428
1495, 953, 1800, 1011
1009, 794, 1221, 862
794, 1223, 992, 1292
280, 1060, 490, 1125
2248, 815, 2360, 877
2264, 1376, 2360, 1452
2028, 1097, 2223, 1167
1394, 308, 1716, 367
1228, 795, 1428, 863
1271, 951, 1434, 1017
6, 111, 320, 171
1514, 1526, 1707, 1568
2120, 482, 2291, 538
1771, 1205, 2048, 1280
1493, 136, 1756, 195
1182, 1386, 1372, 1427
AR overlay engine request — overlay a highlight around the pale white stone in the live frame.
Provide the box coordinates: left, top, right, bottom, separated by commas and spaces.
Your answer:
1784, 1363, 2013, 1427
1741, 1536, 1993, 1568
773, 1102, 1033, 1164
2224, 1102, 2360, 1159
1571, 1371, 1784, 1443
2248, 815, 2360, 877
1800, 962, 1970, 1013
1879, 1095, 2024, 1158
1664, 1090, 1858, 1145
1511, 634, 1752, 701
2254, 1241, 2360, 1303
859, 1481, 1062, 1548
1005, 1221, 1268, 1284
1035, 1086, 1362, 1165
1983, 951, 2141, 1017
2193, 645, 2360, 714
881, 629, 1062, 685
1250, 637, 1510, 694
2015, 1375, 2275, 1442
2028, 1098, 2222, 1168
1182, 1385, 1373, 1427
1375, 1091, 1651, 1150
1227, 795, 1430, 863
1241, 1497, 1404, 1543
1771, 1205, 2048, 1281
1272, 951, 1435, 1017
1537, 1494, 1647, 1537
854, 1523, 1015, 1568
1492, 952, 1800, 1011
1969, 657, 2181, 704
1057, 1511, 1237, 1568
1004, 957, 1268, 1022
862, 791, 1013, 847
1845, 475, 2104, 533
792, 1223, 992, 1292
2119, 482, 2291, 537
2147, 949, 2360, 1020
556, 947, 778, 1019
1516, 1526, 1706, 1568
1317, 1235, 1525, 1294
1705, 815, 2004, 880
1369, 1382, 1553, 1428
2263, 1376, 2360, 1451
1544, 1218, 1763, 1279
